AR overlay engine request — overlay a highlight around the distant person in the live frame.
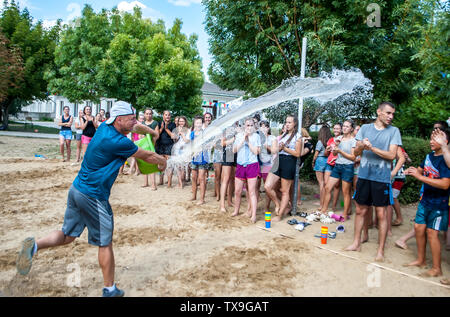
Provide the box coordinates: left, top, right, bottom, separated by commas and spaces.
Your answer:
80, 105, 98, 158
141, 108, 160, 190
58, 106, 73, 162
264, 115, 302, 222
312, 125, 333, 210
219, 124, 237, 213
189, 116, 209, 205
74, 110, 84, 163
156, 110, 176, 187
259, 120, 278, 211
324, 123, 343, 212
232, 117, 261, 223
320, 120, 356, 220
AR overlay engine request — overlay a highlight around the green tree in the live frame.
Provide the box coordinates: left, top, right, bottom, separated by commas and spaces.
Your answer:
0, 29, 23, 104
204, 0, 449, 135
0, 0, 59, 128
48, 5, 204, 117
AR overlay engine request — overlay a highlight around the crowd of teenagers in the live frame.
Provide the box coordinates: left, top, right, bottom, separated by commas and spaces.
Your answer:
17, 99, 450, 298
56, 101, 450, 281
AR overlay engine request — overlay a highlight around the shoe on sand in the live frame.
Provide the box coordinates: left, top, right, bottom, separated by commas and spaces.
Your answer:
102, 286, 125, 297
16, 237, 35, 275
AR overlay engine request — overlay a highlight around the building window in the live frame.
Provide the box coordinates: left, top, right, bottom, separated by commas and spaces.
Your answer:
74, 103, 78, 117
107, 101, 112, 112
59, 101, 64, 116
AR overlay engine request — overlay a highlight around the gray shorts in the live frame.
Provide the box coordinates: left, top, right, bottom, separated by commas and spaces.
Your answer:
62, 185, 114, 247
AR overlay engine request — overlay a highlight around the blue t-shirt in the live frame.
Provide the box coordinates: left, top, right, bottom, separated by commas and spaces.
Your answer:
73, 123, 138, 201
356, 123, 402, 183
419, 152, 450, 210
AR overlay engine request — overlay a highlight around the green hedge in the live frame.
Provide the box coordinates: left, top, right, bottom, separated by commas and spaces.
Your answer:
299, 133, 431, 204
398, 136, 430, 204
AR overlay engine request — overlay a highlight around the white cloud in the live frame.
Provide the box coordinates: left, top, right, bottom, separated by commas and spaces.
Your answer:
117, 1, 164, 21
41, 19, 58, 29
117, 1, 147, 12
67, 3, 82, 22
168, 0, 202, 7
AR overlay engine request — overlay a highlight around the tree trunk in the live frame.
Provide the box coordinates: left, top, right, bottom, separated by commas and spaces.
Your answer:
1, 101, 10, 129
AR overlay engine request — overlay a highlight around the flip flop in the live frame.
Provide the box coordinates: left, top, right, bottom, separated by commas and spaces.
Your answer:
287, 219, 299, 225
299, 212, 308, 218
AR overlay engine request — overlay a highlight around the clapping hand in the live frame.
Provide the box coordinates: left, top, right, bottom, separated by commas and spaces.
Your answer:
405, 166, 420, 178
332, 146, 339, 156
363, 138, 372, 150
432, 129, 448, 147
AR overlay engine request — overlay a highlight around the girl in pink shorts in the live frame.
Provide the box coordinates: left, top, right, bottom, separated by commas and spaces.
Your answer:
231, 118, 261, 223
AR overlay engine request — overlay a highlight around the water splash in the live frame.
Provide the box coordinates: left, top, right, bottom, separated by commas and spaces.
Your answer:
167, 69, 372, 169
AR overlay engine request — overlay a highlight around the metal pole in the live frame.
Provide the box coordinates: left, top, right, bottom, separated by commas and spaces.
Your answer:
291, 37, 307, 216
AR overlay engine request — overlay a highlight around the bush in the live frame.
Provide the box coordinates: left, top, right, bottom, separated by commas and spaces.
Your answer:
299, 133, 431, 205
299, 132, 318, 182
399, 136, 430, 205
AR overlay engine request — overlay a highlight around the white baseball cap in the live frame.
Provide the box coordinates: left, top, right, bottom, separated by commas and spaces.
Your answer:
105, 101, 136, 125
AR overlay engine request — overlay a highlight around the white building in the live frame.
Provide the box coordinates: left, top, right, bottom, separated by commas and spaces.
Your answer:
201, 82, 245, 118
17, 82, 246, 121
18, 95, 116, 120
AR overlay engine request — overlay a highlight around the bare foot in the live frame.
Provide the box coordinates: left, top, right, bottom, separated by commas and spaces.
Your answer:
274, 205, 280, 216
196, 200, 205, 206
141, 185, 149, 188
189, 196, 196, 201
250, 215, 257, 223
387, 231, 393, 237
227, 201, 234, 208
216, 196, 220, 202
220, 207, 227, 213
374, 253, 384, 262
361, 236, 369, 244
395, 240, 408, 250
272, 216, 282, 222
151, 187, 157, 191
403, 260, 426, 268
440, 278, 450, 285
344, 244, 361, 252
231, 212, 239, 217
419, 268, 442, 277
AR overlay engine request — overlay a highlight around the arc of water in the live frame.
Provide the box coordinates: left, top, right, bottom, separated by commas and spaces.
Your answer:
168, 69, 372, 169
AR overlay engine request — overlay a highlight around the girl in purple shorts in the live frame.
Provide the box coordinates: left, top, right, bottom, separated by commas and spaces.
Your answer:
231, 118, 261, 223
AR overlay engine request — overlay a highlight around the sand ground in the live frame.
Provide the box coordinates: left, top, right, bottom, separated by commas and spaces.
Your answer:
0, 135, 449, 297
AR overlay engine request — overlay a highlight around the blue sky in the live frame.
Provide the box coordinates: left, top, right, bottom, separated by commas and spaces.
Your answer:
4, 0, 212, 81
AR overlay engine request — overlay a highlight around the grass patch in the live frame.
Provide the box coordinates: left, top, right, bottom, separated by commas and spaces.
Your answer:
7, 122, 61, 134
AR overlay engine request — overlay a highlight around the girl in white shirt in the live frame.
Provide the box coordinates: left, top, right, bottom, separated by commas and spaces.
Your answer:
264, 115, 303, 222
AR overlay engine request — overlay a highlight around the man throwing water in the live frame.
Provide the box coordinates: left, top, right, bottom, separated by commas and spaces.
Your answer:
16, 101, 167, 297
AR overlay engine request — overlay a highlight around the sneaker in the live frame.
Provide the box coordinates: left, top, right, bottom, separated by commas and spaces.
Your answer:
16, 237, 36, 275
102, 286, 125, 297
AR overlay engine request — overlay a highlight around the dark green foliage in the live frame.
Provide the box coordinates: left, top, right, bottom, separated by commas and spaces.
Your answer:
399, 136, 432, 204
204, 0, 449, 137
